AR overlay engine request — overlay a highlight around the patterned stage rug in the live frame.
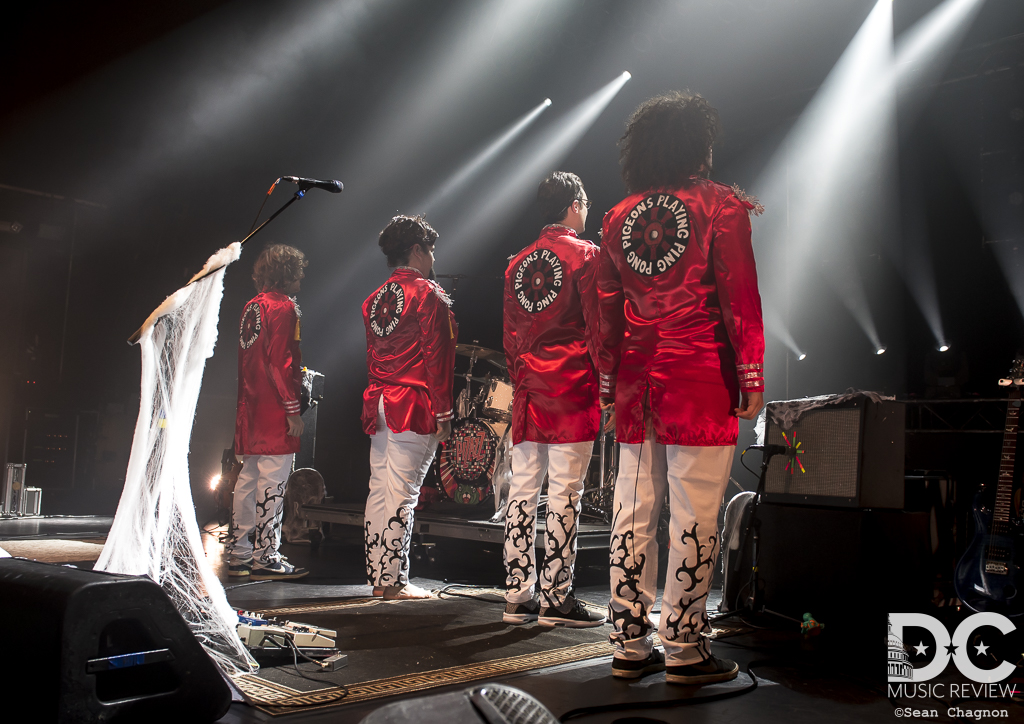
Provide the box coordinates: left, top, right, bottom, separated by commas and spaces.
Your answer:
0, 538, 105, 564
232, 589, 616, 716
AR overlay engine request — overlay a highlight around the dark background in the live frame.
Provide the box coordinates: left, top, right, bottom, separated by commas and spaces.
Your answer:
0, 0, 1022, 517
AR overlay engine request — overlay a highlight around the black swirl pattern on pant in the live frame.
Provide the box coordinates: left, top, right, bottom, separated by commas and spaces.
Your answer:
504, 498, 534, 595
226, 516, 241, 551
662, 594, 711, 660
364, 519, 382, 583
662, 522, 719, 655
540, 494, 578, 607
374, 507, 411, 586
608, 504, 652, 643
252, 479, 287, 564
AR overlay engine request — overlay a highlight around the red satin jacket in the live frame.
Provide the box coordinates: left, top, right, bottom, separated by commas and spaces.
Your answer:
503, 225, 601, 445
597, 179, 764, 446
234, 291, 303, 456
362, 267, 458, 436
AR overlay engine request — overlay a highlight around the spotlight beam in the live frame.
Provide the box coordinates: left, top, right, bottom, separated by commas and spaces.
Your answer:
443, 71, 632, 260
102, 0, 386, 195
316, 73, 631, 365
894, 0, 988, 96
764, 308, 804, 359
417, 98, 553, 216
750, 0, 894, 368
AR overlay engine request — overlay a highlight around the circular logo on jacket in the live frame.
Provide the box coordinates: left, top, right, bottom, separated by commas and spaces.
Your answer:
620, 194, 691, 276
239, 302, 262, 349
513, 248, 563, 313
369, 282, 405, 337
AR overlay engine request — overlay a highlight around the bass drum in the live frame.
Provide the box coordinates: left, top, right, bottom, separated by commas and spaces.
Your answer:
438, 418, 510, 505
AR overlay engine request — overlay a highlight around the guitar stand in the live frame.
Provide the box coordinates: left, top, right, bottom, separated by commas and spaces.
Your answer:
711, 447, 802, 629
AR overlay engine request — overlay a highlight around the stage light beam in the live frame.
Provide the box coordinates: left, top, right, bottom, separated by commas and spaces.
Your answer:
751, 0, 895, 353
417, 98, 554, 215
443, 71, 632, 259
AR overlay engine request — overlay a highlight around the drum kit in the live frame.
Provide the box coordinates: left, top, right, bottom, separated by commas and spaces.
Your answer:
432, 342, 618, 523
435, 343, 515, 514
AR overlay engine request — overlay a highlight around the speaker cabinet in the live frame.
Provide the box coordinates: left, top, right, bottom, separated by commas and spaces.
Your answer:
764, 398, 905, 508
0, 558, 231, 723
724, 502, 932, 620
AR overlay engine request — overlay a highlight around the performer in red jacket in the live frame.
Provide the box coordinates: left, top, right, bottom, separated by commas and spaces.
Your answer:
229, 244, 309, 581
363, 215, 456, 600
501, 172, 606, 628
598, 92, 764, 684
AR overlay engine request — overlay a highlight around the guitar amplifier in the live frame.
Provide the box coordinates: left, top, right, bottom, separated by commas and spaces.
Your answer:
763, 397, 905, 508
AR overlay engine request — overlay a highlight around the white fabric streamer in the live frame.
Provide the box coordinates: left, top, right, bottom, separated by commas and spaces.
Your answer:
96, 242, 257, 675
754, 388, 895, 444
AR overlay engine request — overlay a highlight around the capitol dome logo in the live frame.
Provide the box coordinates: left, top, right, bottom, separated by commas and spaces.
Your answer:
887, 616, 913, 681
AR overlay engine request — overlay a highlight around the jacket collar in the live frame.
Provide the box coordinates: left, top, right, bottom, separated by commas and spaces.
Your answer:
541, 224, 578, 238
391, 266, 424, 279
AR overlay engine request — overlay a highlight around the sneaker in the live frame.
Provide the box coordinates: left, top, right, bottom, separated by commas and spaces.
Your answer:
665, 655, 739, 685
538, 596, 607, 628
250, 559, 309, 581
503, 599, 540, 624
612, 648, 666, 679
227, 557, 252, 577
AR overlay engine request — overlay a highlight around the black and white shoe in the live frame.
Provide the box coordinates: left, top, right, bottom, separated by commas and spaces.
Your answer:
665, 655, 739, 685
538, 597, 607, 628
251, 558, 309, 581
503, 599, 540, 624
227, 556, 252, 577
611, 648, 666, 679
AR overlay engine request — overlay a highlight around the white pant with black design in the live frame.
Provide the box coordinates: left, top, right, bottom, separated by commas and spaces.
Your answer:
608, 440, 734, 666
364, 397, 437, 587
229, 453, 294, 565
504, 440, 593, 608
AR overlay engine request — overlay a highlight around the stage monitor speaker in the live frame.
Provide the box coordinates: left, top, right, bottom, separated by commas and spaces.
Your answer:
764, 397, 905, 508
0, 558, 231, 723
360, 683, 558, 724
722, 501, 932, 621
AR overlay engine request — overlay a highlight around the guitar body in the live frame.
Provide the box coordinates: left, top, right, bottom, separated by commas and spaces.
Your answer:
954, 495, 1024, 617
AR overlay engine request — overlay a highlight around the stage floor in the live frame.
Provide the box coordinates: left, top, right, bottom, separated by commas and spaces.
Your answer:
0, 515, 978, 723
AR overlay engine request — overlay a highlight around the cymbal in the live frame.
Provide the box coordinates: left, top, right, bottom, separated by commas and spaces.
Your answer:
455, 344, 506, 367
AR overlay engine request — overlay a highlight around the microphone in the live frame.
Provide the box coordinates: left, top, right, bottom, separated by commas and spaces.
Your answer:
749, 443, 789, 457
282, 176, 344, 193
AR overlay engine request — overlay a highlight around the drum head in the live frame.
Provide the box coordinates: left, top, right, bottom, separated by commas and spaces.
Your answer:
438, 419, 500, 504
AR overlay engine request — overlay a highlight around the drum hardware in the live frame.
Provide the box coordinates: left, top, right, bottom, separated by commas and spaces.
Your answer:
456, 342, 507, 370
435, 273, 468, 302
481, 377, 513, 423
583, 425, 618, 516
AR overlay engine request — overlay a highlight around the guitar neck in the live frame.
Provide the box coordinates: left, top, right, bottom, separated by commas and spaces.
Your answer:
996, 395, 1019, 524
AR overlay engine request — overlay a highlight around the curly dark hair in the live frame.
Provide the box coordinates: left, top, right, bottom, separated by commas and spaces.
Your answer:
379, 214, 438, 267
252, 243, 307, 292
537, 171, 585, 226
619, 91, 720, 194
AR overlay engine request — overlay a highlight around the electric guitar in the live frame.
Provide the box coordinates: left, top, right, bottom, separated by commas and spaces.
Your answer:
953, 358, 1024, 617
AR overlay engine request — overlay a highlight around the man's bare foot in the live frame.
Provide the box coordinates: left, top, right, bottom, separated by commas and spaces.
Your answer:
371, 586, 384, 597
383, 583, 435, 600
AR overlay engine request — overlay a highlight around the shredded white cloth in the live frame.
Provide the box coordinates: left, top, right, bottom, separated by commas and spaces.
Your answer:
96, 242, 257, 675
754, 388, 895, 443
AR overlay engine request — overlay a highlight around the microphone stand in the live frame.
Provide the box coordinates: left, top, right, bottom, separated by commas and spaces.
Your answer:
127, 189, 307, 345
711, 445, 802, 627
